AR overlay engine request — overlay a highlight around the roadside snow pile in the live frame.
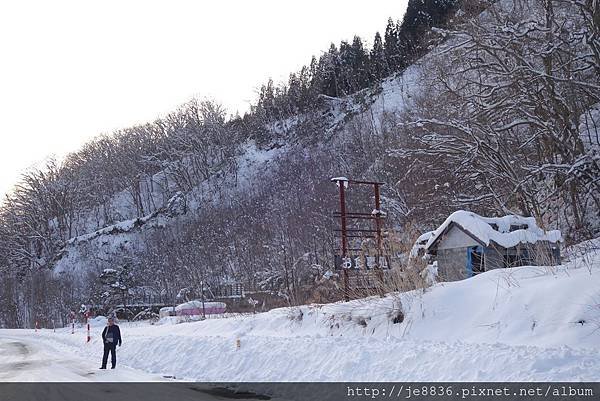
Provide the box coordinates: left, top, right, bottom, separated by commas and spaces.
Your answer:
5, 240, 600, 381
425, 210, 562, 249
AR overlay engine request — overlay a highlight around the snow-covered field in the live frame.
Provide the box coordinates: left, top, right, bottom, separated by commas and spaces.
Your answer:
2, 243, 599, 382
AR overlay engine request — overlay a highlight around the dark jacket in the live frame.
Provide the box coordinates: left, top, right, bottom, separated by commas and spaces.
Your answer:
101, 325, 122, 346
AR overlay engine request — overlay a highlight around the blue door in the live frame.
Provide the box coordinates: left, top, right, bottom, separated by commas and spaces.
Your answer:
466, 246, 484, 277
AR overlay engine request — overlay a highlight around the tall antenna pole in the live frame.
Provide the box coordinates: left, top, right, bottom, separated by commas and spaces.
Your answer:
374, 183, 384, 293
339, 180, 350, 301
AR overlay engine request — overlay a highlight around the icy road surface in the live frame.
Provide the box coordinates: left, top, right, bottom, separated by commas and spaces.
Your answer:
0, 334, 278, 400
0, 334, 166, 382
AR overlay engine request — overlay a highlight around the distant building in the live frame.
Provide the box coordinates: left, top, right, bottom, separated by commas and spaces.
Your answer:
423, 211, 562, 281
174, 301, 227, 316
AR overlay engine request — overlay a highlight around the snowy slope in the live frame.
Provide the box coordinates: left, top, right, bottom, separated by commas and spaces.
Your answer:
7, 243, 600, 381
52, 141, 284, 277
47, 9, 428, 280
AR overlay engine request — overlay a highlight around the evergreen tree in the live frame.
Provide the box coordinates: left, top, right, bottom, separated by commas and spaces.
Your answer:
287, 73, 303, 113
350, 36, 371, 89
297, 65, 312, 110
398, 0, 458, 60
384, 17, 401, 71
370, 32, 389, 81
339, 40, 355, 94
321, 43, 342, 97
308, 55, 322, 100
395, 19, 410, 70
258, 79, 277, 119
97, 264, 136, 313
249, 0, 459, 126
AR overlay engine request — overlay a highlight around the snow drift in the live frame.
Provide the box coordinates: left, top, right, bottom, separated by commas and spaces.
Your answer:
4, 241, 600, 381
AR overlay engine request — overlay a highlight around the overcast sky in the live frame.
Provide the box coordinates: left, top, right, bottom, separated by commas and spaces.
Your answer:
0, 0, 408, 198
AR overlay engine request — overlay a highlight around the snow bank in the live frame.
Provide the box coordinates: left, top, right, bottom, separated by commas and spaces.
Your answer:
425, 210, 562, 249
6, 243, 600, 381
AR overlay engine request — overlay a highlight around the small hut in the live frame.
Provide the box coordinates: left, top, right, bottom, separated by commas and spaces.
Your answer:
424, 211, 561, 281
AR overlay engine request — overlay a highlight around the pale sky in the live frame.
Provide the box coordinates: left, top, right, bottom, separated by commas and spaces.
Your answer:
0, 0, 407, 198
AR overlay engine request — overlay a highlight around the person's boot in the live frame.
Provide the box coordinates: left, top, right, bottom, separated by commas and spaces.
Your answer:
111, 365, 115, 369
100, 366, 106, 369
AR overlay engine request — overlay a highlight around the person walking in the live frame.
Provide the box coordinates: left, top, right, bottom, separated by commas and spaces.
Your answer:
100, 316, 122, 369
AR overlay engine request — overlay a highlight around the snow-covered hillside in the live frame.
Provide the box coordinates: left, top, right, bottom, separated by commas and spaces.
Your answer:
52, 142, 285, 277
48, 65, 421, 285
5, 242, 599, 381
48, 17, 445, 281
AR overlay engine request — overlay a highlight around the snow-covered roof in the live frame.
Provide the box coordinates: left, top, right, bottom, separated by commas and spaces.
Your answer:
425, 211, 562, 250
410, 231, 435, 258
175, 301, 226, 311
331, 177, 349, 188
